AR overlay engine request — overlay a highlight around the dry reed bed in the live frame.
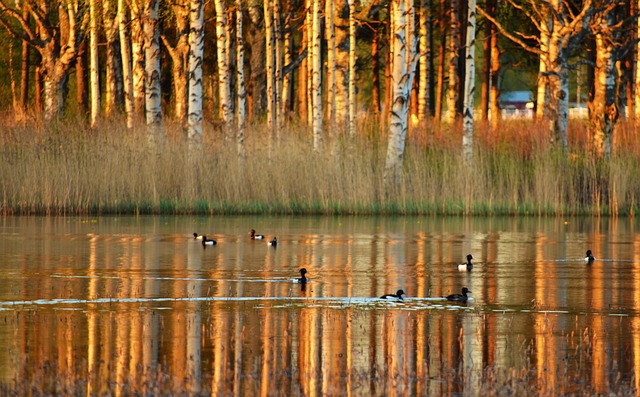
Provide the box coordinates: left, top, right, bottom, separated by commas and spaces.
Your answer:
1, 116, 639, 216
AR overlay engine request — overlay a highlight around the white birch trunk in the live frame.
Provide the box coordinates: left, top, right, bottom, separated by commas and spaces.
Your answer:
264, 0, 276, 130
447, 0, 460, 123
462, 0, 476, 165
348, 0, 357, 135
384, 0, 418, 192
334, 0, 350, 129
536, 17, 550, 119
236, 0, 247, 157
591, 11, 616, 158
131, 0, 146, 116
103, 0, 123, 117
273, 0, 283, 129
326, 0, 337, 134
307, 0, 314, 126
90, 0, 100, 126
118, 0, 134, 128
312, 0, 323, 150
418, 0, 431, 120
143, 0, 163, 136
188, 0, 205, 145
214, 0, 233, 125
282, 24, 292, 117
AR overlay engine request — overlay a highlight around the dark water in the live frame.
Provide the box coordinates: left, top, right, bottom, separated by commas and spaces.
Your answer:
1, 216, 639, 395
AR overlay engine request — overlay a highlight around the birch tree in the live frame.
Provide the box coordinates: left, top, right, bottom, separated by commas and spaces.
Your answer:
143, 0, 163, 135
418, 0, 433, 120
90, 0, 100, 126
214, 0, 233, 125
118, 0, 134, 128
447, 0, 461, 123
480, 0, 594, 151
636, 1, 640, 118
311, 0, 323, 149
0, 1, 87, 119
103, 0, 123, 117
326, 0, 337, 133
187, 0, 205, 145
462, 0, 476, 165
264, 0, 276, 129
348, 0, 357, 135
236, 0, 247, 157
384, 0, 418, 192
131, 0, 146, 115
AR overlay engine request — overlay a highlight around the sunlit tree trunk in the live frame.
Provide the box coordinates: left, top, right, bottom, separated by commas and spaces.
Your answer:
536, 14, 550, 119
334, 0, 350, 130
462, 0, 475, 165
348, 0, 356, 135
636, 0, 640, 118
281, 2, 292, 117
236, 0, 246, 157
434, 0, 447, 120
131, 0, 146, 116
326, 0, 337, 133
264, 0, 276, 129
118, 0, 134, 128
143, 0, 163, 136
590, 9, 617, 158
371, 16, 381, 115
214, 0, 233, 125
480, 0, 494, 121
384, 0, 418, 192
247, 2, 265, 121
90, 0, 100, 126
307, 0, 314, 126
103, 0, 123, 117
489, 25, 500, 127
418, 0, 432, 120
20, 7, 30, 110
188, 0, 205, 146
273, 0, 283, 129
76, 39, 88, 114
447, 0, 460, 123
311, 0, 323, 150
161, 0, 190, 125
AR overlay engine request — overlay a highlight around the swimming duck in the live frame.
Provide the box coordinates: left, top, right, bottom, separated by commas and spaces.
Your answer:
268, 237, 278, 247
291, 268, 309, 283
201, 235, 217, 246
446, 287, 471, 302
458, 254, 474, 271
380, 289, 406, 300
193, 233, 204, 240
249, 229, 265, 240
584, 250, 595, 263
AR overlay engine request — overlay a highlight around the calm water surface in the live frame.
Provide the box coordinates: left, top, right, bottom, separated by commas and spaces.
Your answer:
1, 216, 640, 395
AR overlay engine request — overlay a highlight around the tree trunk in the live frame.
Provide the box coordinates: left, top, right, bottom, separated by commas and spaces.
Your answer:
311, 0, 323, 150
264, 0, 276, 129
131, 0, 146, 116
447, 0, 460, 123
76, 38, 88, 115
103, 0, 123, 117
143, 0, 163, 136
247, 1, 266, 121
536, 14, 550, 119
188, 0, 205, 146
214, 0, 233, 124
162, 0, 190, 126
348, 0, 356, 135
281, 4, 293, 118
636, 0, 640, 118
384, 0, 417, 193
334, 0, 350, 130
418, 0, 432, 120
236, 0, 247, 157
326, 0, 337, 133
371, 19, 381, 115
118, 0, 134, 128
20, 7, 30, 110
489, 26, 500, 127
434, 0, 447, 121
90, 0, 100, 126
273, 0, 283, 129
462, 0, 476, 165
480, 0, 494, 121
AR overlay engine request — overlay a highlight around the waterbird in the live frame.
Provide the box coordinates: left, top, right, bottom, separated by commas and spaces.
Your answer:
585, 250, 595, 263
458, 254, 474, 271
446, 287, 471, 302
291, 268, 309, 283
268, 237, 278, 247
249, 229, 265, 240
380, 289, 406, 300
201, 235, 217, 246
193, 233, 204, 240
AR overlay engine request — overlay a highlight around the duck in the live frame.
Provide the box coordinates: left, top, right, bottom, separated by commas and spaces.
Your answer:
458, 254, 474, 271
291, 268, 309, 283
201, 235, 217, 246
249, 229, 265, 240
193, 233, 204, 240
446, 287, 472, 302
584, 250, 595, 263
380, 289, 406, 300
268, 237, 278, 247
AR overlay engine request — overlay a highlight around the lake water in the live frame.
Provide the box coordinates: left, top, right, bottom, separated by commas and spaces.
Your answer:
1, 216, 639, 395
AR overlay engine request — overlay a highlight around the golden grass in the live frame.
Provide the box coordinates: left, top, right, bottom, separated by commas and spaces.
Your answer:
1, 114, 640, 215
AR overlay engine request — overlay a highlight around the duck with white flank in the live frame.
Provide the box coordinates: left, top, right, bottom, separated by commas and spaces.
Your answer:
446, 287, 472, 302
458, 254, 474, 271
201, 236, 217, 246
193, 233, 204, 240
585, 250, 595, 263
291, 268, 309, 283
249, 229, 265, 240
268, 237, 278, 247
380, 289, 406, 300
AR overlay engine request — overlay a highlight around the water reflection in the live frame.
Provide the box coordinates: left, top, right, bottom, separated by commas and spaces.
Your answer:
0, 216, 639, 394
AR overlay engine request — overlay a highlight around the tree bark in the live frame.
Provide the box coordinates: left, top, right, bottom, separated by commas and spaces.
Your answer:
264, 0, 276, 129
311, 0, 323, 150
103, 0, 123, 117
447, 0, 460, 123
90, 0, 100, 126
348, 0, 357, 135
214, 0, 233, 125
236, 0, 247, 157
20, 7, 30, 110
131, 0, 146, 117
418, 0, 432, 120
434, 0, 447, 121
143, 0, 163, 137
326, 0, 337, 133
462, 0, 476, 165
188, 0, 205, 146
161, 0, 190, 126
118, 0, 134, 128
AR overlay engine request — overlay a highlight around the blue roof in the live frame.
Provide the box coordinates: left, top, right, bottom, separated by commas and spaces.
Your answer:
500, 91, 533, 103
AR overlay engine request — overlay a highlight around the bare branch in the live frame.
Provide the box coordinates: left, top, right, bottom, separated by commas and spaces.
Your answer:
477, 5, 543, 55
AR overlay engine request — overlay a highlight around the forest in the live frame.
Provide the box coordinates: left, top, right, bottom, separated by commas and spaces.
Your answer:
0, 0, 639, 216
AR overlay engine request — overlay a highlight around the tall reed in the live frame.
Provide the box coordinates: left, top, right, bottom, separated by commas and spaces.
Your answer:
1, 115, 639, 216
